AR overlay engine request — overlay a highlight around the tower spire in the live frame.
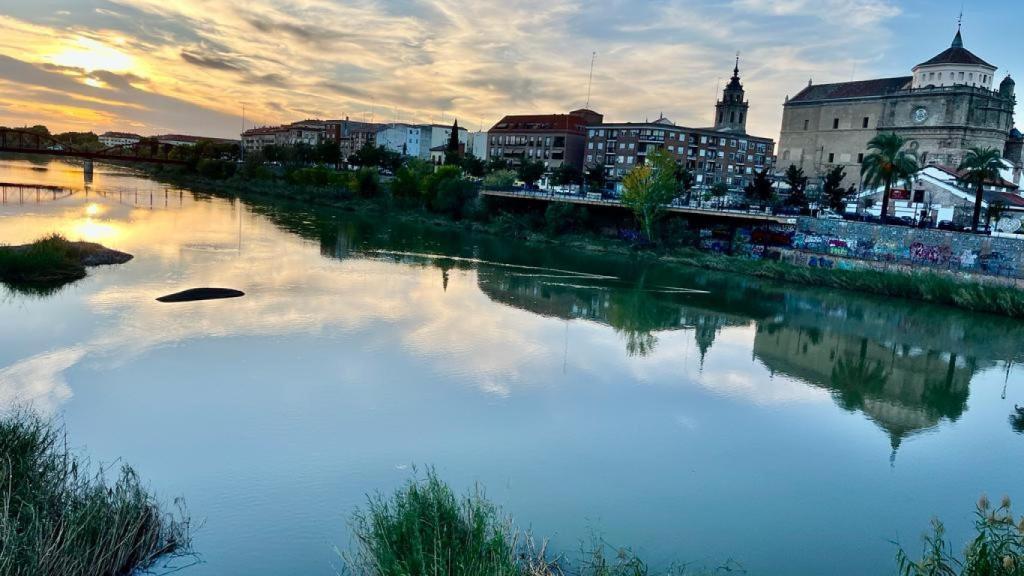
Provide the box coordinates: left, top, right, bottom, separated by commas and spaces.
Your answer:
952, 9, 964, 48
733, 52, 740, 78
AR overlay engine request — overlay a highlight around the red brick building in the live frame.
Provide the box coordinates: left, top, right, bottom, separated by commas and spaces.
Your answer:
487, 108, 603, 171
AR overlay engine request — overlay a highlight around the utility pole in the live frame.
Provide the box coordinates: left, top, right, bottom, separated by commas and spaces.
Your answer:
240, 103, 245, 162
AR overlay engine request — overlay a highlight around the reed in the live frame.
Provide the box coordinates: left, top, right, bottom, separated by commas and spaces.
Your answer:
0, 411, 190, 576
0, 234, 85, 286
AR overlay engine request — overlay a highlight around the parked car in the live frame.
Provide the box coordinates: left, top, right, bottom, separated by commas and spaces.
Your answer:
818, 209, 844, 220
937, 220, 958, 231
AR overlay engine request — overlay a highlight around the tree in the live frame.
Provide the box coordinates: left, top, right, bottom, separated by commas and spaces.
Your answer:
621, 148, 677, 241
350, 142, 382, 167
744, 169, 774, 205
553, 164, 581, 188
483, 170, 517, 190
674, 165, 695, 204
486, 157, 510, 173
710, 182, 729, 208
316, 141, 341, 167
460, 153, 485, 177
444, 119, 462, 165
584, 163, 607, 191
861, 132, 920, 221
957, 146, 1003, 233
822, 165, 856, 213
517, 158, 546, 189
784, 164, 810, 210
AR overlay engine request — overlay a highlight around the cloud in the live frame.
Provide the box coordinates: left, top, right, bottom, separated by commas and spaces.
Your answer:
0, 0, 1016, 140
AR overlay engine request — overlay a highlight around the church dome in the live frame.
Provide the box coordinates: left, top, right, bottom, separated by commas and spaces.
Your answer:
911, 29, 996, 90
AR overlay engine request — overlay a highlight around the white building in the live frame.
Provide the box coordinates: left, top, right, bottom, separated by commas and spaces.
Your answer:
98, 131, 141, 148
418, 124, 468, 160
467, 131, 489, 160
376, 124, 422, 157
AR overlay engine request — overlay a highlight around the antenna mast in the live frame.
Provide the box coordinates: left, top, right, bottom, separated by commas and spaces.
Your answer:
585, 51, 597, 109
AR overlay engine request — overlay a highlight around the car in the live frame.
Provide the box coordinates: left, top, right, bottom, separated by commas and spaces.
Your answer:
818, 209, 844, 220
937, 220, 958, 231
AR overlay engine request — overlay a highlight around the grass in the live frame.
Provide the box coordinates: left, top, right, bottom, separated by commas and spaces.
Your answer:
0, 234, 87, 286
0, 410, 190, 576
896, 495, 1024, 575
342, 468, 734, 576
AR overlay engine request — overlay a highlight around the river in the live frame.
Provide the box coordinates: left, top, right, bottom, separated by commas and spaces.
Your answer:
1, 156, 1022, 575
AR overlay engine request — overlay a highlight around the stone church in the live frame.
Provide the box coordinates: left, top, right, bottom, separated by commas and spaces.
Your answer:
777, 27, 1017, 189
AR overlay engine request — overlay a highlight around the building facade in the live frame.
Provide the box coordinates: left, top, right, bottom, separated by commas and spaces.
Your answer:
584, 60, 774, 191
324, 118, 383, 161
375, 123, 423, 157
487, 108, 603, 171
98, 131, 141, 148
417, 124, 468, 161
778, 28, 1016, 189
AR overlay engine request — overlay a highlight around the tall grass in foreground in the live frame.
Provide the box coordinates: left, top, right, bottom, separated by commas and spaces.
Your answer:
0, 411, 190, 576
0, 234, 86, 286
897, 496, 1024, 576
343, 469, 733, 576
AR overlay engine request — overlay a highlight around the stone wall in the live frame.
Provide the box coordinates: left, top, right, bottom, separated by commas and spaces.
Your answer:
794, 217, 1024, 278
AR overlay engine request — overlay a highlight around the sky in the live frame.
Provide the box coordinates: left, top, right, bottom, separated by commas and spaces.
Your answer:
0, 0, 1020, 141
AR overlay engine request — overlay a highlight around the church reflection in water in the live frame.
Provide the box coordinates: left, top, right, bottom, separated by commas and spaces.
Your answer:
252, 196, 1024, 454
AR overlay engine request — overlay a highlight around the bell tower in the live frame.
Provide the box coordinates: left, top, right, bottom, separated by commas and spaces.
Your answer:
714, 54, 749, 133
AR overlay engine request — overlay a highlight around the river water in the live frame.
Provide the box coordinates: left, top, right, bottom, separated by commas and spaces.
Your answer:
1, 157, 1022, 575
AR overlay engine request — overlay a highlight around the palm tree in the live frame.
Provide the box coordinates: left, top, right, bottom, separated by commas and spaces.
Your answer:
860, 133, 920, 221
957, 146, 1003, 233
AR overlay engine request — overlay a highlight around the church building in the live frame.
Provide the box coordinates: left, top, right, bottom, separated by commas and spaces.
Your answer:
777, 27, 1016, 189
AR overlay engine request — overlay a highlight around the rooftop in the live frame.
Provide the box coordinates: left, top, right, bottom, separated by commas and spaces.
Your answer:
915, 30, 995, 69
787, 76, 912, 104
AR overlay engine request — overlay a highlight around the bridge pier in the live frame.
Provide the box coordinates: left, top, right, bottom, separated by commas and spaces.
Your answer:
83, 159, 94, 181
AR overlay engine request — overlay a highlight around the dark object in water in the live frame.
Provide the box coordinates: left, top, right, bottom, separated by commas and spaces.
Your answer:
156, 288, 245, 303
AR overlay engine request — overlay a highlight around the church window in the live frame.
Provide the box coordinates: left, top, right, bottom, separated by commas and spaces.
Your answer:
857, 153, 864, 163
828, 153, 835, 163
929, 72, 935, 81
803, 119, 809, 130
959, 72, 964, 81
739, 112, 745, 123
862, 117, 869, 128
718, 111, 723, 122
969, 73, 974, 82
782, 150, 790, 161
832, 118, 839, 129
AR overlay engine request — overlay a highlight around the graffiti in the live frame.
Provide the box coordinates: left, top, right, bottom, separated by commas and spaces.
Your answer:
909, 242, 952, 265
808, 256, 835, 269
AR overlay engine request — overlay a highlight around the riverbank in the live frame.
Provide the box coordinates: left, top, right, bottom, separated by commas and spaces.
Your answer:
143, 167, 1024, 318
0, 234, 132, 292
0, 411, 189, 575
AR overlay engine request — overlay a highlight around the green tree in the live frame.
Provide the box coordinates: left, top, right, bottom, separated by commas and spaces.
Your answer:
552, 164, 582, 188
460, 153, 485, 177
861, 132, 920, 221
584, 163, 607, 192
822, 165, 856, 212
517, 158, 546, 189
483, 169, 517, 190
744, 169, 775, 205
674, 165, 695, 204
486, 157, 510, 173
784, 164, 810, 210
957, 146, 1003, 232
621, 148, 677, 241
444, 119, 462, 165
350, 142, 382, 167
710, 182, 729, 208
316, 141, 341, 167
353, 167, 381, 198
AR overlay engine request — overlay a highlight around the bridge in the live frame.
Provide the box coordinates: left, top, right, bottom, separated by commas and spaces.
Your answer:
480, 188, 798, 225
0, 128, 187, 165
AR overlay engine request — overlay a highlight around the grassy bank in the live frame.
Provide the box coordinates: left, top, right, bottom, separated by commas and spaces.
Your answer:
145, 167, 1024, 319
0, 234, 87, 287
0, 234, 132, 294
344, 469, 1023, 576
0, 411, 190, 576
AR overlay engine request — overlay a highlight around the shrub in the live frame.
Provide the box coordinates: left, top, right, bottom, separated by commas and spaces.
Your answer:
289, 166, 333, 188
0, 411, 190, 575
196, 158, 236, 180
544, 202, 589, 236
484, 170, 517, 190
344, 468, 519, 576
0, 234, 86, 287
431, 177, 477, 219
354, 168, 382, 198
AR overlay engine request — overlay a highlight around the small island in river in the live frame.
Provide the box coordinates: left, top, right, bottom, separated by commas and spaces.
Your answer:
0, 234, 132, 292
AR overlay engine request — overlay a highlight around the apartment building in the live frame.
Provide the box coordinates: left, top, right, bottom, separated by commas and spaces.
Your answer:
487, 108, 603, 170
98, 131, 141, 148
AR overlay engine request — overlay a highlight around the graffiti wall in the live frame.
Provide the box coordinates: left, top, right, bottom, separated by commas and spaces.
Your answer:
794, 218, 1024, 279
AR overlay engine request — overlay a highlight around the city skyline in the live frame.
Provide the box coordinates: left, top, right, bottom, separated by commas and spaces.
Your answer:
0, 0, 1020, 140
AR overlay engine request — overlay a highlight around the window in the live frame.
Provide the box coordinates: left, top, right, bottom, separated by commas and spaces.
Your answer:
617, 155, 624, 163
959, 71, 964, 81
833, 118, 840, 129
586, 154, 593, 162
857, 153, 864, 163
827, 153, 835, 163
588, 142, 593, 149
862, 117, 869, 128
